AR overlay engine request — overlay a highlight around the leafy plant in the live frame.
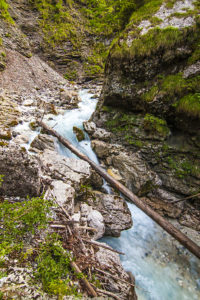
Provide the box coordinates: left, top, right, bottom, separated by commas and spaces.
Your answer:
0, 195, 53, 264
35, 234, 80, 296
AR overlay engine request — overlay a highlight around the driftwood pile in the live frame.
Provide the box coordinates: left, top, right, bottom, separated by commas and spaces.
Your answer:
48, 197, 135, 300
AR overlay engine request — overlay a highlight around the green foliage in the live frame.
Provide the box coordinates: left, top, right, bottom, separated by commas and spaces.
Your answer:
0, 196, 53, 263
175, 93, 200, 118
30, 0, 79, 47
64, 70, 78, 81
80, 0, 138, 35
142, 73, 200, 114
0, 270, 7, 279
143, 113, 170, 137
143, 85, 158, 102
35, 234, 80, 296
161, 73, 187, 95
111, 0, 200, 61
0, 195, 82, 297
129, 0, 162, 25
83, 63, 102, 77
125, 135, 144, 147
167, 156, 200, 178
122, 26, 185, 58
188, 45, 200, 64
0, 0, 14, 23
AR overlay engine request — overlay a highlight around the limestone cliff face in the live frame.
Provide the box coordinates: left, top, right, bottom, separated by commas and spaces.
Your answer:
102, 0, 200, 132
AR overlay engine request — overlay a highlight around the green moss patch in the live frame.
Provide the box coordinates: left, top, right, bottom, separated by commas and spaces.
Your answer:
175, 93, 200, 118
167, 156, 200, 178
143, 85, 159, 102
0, 0, 14, 24
143, 113, 170, 137
113, 26, 190, 59
30, 0, 79, 47
142, 73, 200, 107
73, 126, 85, 141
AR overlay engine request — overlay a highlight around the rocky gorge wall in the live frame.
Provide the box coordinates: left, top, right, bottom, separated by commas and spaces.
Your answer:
90, 0, 200, 233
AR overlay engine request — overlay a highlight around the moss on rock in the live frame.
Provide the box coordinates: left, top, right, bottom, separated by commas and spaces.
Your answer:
73, 126, 85, 141
143, 113, 170, 138
175, 93, 200, 119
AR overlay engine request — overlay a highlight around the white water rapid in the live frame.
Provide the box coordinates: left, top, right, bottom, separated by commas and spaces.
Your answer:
34, 89, 200, 299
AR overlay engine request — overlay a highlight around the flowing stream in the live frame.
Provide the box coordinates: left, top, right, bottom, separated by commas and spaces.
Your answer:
36, 90, 200, 299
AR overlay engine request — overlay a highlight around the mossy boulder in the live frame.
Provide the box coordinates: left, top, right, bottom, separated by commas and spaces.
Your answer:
73, 126, 85, 142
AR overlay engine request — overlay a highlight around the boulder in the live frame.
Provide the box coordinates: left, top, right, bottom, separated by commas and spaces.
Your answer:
91, 140, 110, 158
30, 134, 55, 152
89, 192, 132, 237
40, 149, 91, 190
80, 203, 105, 240
49, 180, 75, 214
92, 128, 111, 141
83, 121, 96, 134
0, 145, 41, 197
112, 151, 162, 194
73, 126, 85, 142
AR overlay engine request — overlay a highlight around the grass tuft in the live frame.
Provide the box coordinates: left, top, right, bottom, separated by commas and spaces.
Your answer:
176, 93, 200, 118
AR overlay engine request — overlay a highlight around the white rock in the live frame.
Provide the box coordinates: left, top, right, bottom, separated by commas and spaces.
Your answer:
87, 209, 105, 240
83, 121, 96, 134
80, 203, 105, 240
50, 180, 75, 213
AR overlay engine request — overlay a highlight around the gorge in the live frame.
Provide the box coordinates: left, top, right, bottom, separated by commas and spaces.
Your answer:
0, 0, 200, 299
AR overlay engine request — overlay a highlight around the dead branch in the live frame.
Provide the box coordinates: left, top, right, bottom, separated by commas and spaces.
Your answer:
70, 261, 98, 297
82, 238, 125, 255
96, 268, 135, 287
171, 192, 200, 204
96, 287, 121, 300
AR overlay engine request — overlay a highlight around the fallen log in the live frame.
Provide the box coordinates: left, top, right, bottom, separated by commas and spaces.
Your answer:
39, 121, 200, 259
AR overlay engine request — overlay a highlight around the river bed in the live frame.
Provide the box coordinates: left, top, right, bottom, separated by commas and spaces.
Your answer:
19, 89, 200, 299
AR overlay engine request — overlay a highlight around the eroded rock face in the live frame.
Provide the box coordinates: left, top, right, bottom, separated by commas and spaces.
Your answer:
112, 152, 162, 194
89, 1, 200, 233
87, 117, 200, 230
0, 145, 41, 197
